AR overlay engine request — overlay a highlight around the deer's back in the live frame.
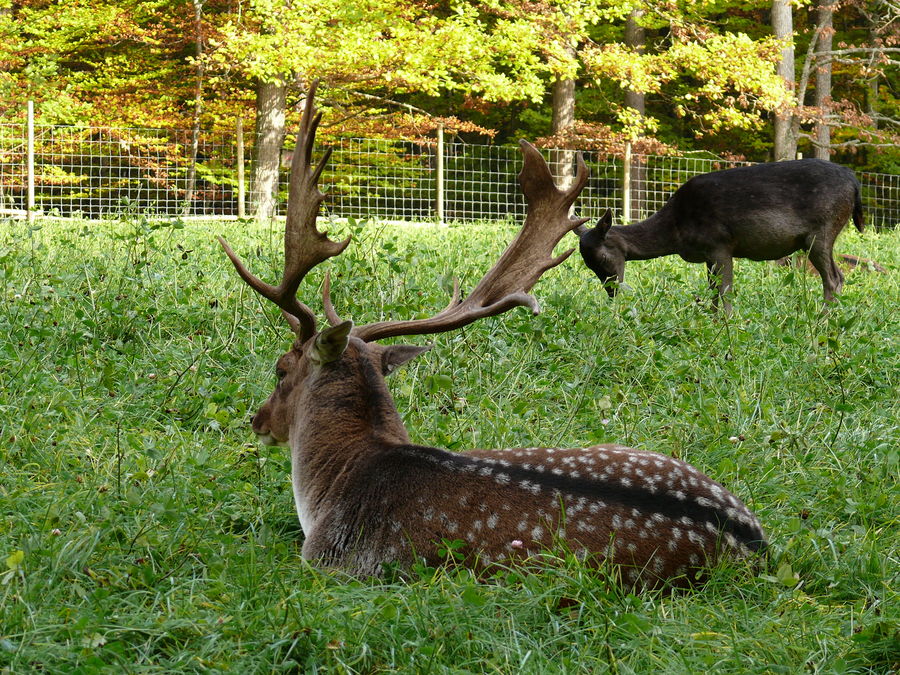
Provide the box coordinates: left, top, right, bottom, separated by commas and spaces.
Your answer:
667, 159, 858, 260
329, 442, 766, 585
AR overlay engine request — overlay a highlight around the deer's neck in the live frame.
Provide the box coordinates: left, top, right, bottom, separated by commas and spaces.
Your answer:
616, 211, 678, 261
289, 357, 409, 533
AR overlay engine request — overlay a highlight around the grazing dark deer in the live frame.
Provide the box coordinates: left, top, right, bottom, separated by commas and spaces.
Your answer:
219, 82, 766, 587
577, 159, 865, 313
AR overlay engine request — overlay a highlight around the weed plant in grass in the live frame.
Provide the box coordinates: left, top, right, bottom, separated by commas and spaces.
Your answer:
0, 215, 897, 673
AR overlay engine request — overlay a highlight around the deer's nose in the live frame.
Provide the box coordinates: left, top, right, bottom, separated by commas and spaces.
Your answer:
250, 409, 270, 435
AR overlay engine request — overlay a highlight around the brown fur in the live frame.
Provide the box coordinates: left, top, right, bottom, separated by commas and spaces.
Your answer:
250, 334, 766, 587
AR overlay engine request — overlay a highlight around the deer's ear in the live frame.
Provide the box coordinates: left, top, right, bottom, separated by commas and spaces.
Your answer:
310, 320, 353, 365
381, 344, 430, 376
598, 208, 613, 236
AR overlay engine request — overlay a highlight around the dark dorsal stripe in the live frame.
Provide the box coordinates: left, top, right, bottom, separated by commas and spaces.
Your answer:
401, 445, 765, 551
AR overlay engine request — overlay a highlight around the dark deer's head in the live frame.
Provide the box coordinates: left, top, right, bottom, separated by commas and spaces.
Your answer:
577, 209, 624, 297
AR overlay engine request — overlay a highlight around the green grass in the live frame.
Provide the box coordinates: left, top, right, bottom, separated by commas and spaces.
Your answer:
1, 215, 898, 673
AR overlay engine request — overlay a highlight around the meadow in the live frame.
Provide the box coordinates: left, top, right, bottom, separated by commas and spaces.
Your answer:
0, 214, 897, 673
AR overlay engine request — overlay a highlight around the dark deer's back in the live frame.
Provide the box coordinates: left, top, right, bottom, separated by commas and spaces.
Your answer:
665, 159, 861, 262
578, 158, 864, 311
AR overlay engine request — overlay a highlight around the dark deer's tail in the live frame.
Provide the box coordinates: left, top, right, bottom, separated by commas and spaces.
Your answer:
853, 182, 865, 232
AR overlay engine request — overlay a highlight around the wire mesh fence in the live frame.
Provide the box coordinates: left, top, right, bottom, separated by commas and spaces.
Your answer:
2, 121, 899, 227
0, 123, 240, 218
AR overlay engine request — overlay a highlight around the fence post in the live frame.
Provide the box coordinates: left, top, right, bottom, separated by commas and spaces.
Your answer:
27, 100, 35, 223
622, 141, 632, 224
435, 123, 444, 223
236, 117, 246, 218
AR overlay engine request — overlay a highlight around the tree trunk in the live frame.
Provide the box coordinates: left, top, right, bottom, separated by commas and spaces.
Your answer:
863, 18, 880, 166
550, 43, 577, 191
253, 78, 287, 220
813, 1, 834, 160
624, 10, 646, 117
184, 0, 204, 216
772, 0, 797, 161
551, 77, 576, 136
624, 8, 646, 218
550, 77, 576, 191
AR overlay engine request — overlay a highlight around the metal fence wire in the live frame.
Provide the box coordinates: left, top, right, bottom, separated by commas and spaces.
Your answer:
1, 122, 898, 227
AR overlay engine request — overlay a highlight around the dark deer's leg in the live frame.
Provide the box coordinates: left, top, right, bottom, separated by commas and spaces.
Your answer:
808, 240, 842, 302
707, 256, 734, 314
830, 253, 844, 296
832, 260, 844, 296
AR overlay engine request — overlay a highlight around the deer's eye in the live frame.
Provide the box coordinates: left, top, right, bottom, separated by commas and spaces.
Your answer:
276, 368, 287, 380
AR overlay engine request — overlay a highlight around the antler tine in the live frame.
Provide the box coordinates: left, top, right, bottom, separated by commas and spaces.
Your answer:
218, 79, 350, 341
322, 270, 342, 326
352, 140, 589, 342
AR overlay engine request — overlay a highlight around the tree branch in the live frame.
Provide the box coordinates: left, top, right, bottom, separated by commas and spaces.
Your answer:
797, 20, 828, 105
348, 90, 432, 117
823, 47, 900, 56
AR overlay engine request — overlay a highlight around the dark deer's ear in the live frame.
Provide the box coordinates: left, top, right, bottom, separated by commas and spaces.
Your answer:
598, 208, 613, 236
381, 344, 430, 375
310, 320, 353, 365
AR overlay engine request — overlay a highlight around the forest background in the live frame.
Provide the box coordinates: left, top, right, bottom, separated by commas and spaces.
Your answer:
1, 0, 898, 215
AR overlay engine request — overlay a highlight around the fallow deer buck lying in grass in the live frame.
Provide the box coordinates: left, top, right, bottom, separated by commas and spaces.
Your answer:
577, 159, 865, 314
219, 82, 766, 588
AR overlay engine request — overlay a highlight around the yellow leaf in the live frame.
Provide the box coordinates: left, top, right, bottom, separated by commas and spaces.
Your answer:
5, 550, 24, 570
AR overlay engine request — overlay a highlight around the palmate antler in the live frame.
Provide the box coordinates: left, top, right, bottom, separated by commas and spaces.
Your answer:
221, 80, 590, 343
217, 80, 349, 341
343, 140, 590, 342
